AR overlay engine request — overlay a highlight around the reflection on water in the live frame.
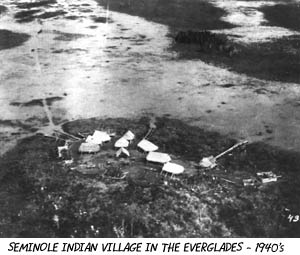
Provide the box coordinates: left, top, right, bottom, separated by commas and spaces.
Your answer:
0, 0, 300, 153
212, 0, 300, 43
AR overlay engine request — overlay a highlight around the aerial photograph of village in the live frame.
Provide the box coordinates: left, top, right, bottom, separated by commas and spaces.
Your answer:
0, 0, 300, 237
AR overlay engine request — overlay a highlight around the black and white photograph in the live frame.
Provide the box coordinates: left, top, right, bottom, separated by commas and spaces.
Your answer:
0, 0, 300, 238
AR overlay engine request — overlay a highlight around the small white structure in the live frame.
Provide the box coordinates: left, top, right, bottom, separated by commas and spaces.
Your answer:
137, 139, 158, 152
57, 144, 68, 158
122, 130, 135, 141
243, 178, 257, 186
116, 147, 130, 157
162, 162, 184, 175
199, 141, 248, 169
79, 142, 100, 153
86, 135, 96, 144
257, 171, 280, 183
146, 151, 171, 164
114, 137, 129, 148
199, 156, 217, 168
86, 130, 111, 144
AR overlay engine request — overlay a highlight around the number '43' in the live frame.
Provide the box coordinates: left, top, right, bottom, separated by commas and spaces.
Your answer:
288, 214, 299, 222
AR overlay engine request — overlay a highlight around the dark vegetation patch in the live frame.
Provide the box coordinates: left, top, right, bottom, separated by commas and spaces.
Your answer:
36, 10, 67, 19
254, 88, 269, 95
0, 119, 37, 131
0, 30, 30, 50
52, 48, 87, 54
0, 120, 13, 126
108, 36, 132, 40
0, 120, 22, 127
11, 99, 43, 107
53, 31, 87, 41
79, 8, 93, 13
16, 0, 57, 9
14, 9, 41, 23
0, 5, 8, 14
220, 83, 235, 88
45, 96, 63, 106
96, 0, 235, 30
65, 15, 81, 20
91, 16, 112, 23
173, 35, 300, 83
10, 97, 63, 107
14, 9, 66, 22
260, 4, 300, 31
175, 30, 237, 56
1, 117, 300, 237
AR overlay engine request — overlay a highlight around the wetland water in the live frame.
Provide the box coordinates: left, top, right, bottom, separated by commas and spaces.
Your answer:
1, 0, 300, 155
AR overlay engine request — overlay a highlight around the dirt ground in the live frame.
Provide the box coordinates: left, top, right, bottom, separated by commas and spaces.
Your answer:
1, 0, 300, 237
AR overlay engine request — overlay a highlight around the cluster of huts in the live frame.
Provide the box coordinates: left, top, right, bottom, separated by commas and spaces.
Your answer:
58, 130, 185, 177
57, 129, 282, 186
